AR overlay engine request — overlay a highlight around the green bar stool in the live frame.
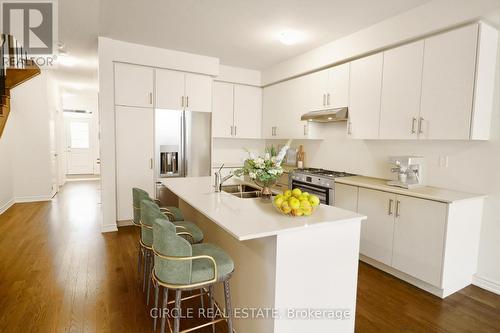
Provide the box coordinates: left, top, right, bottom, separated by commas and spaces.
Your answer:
140, 200, 205, 304
133, 187, 192, 280
152, 218, 235, 333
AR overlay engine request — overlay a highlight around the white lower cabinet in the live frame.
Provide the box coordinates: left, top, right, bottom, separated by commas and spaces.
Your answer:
341, 182, 484, 298
392, 195, 446, 286
357, 188, 396, 266
115, 106, 155, 221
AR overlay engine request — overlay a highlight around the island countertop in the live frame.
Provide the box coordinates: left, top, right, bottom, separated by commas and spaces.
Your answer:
160, 177, 366, 241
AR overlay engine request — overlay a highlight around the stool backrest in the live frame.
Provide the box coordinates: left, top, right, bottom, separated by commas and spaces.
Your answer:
140, 199, 166, 247
153, 218, 193, 285
132, 188, 150, 225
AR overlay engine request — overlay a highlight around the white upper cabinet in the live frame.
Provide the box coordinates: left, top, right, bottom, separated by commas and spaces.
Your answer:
185, 73, 212, 112
213, 82, 262, 139
348, 53, 383, 139
212, 82, 234, 138
262, 83, 282, 139
155, 69, 212, 112
114, 63, 154, 108
420, 24, 479, 140
392, 195, 447, 287
379, 41, 424, 140
326, 63, 350, 108
155, 69, 185, 109
233, 85, 262, 139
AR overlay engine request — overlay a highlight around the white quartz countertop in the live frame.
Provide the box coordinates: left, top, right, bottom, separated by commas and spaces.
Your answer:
160, 177, 366, 241
336, 176, 485, 203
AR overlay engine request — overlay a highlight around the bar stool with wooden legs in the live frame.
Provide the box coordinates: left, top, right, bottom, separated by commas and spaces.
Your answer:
140, 200, 204, 303
152, 217, 235, 333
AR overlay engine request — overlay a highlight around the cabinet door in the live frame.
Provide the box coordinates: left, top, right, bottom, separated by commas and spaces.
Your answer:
379, 41, 424, 140
234, 85, 262, 139
334, 183, 358, 212
303, 69, 329, 111
348, 53, 383, 139
357, 188, 396, 266
115, 106, 154, 221
420, 24, 478, 140
185, 73, 212, 112
155, 69, 185, 110
326, 63, 350, 108
392, 195, 447, 287
114, 63, 154, 108
262, 83, 283, 139
212, 82, 234, 138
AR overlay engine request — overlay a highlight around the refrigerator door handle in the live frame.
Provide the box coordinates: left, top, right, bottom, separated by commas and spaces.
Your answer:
182, 111, 187, 177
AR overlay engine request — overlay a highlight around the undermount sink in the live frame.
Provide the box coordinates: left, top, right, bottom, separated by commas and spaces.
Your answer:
221, 184, 261, 198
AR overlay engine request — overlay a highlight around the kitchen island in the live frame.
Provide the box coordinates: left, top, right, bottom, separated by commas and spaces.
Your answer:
160, 177, 366, 333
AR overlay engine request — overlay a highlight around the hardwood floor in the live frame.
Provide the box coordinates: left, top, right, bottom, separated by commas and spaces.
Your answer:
0, 180, 499, 333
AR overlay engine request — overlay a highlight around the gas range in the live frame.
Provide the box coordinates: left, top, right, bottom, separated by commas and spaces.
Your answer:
289, 168, 355, 206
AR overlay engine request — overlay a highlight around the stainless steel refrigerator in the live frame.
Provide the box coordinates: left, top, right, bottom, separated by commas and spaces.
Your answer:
155, 109, 211, 178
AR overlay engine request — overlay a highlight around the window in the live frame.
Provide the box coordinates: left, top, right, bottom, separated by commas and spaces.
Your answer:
70, 121, 90, 149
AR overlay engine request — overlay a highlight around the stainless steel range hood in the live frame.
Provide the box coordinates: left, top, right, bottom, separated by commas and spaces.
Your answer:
301, 107, 348, 123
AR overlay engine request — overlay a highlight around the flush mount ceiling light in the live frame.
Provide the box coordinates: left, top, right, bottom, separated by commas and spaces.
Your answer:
278, 30, 305, 45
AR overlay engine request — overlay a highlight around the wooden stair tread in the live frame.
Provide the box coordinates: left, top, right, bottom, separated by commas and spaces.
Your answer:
5, 66, 41, 89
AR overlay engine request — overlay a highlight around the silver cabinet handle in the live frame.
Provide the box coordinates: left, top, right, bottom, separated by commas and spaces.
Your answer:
347, 122, 353, 135
150, 158, 153, 169
275, 126, 278, 136
322, 94, 326, 106
149, 92, 153, 105
388, 199, 394, 216
303, 124, 307, 136
395, 200, 401, 217
181, 96, 185, 108
230, 125, 233, 136
187, 96, 189, 108
327, 93, 330, 106
234, 125, 237, 136
418, 117, 424, 134
411, 117, 417, 134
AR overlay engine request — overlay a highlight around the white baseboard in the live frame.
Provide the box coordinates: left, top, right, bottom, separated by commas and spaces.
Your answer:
15, 195, 53, 203
473, 275, 500, 295
0, 198, 15, 215
101, 224, 118, 233
117, 220, 134, 227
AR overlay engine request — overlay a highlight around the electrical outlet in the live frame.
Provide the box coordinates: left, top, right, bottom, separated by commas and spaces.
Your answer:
439, 156, 449, 168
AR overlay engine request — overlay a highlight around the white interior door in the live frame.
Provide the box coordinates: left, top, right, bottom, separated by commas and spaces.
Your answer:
115, 106, 155, 221
65, 118, 94, 175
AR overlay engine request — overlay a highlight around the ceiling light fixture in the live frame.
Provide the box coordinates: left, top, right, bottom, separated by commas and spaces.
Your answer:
278, 30, 305, 45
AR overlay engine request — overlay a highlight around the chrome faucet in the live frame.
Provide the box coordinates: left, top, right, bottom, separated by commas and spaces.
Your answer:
214, 164, 233, 192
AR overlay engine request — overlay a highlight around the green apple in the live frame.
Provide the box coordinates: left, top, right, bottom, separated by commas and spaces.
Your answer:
288, 197, 300, 210
291, 208, 304, 217
274, 196, 284, 208
281, 202, 292, 214
309, 195, 320, 207
283, 189, 292, 198
300, 199, 311, 209
291, 188, 302, 198
302, 192, 310, 198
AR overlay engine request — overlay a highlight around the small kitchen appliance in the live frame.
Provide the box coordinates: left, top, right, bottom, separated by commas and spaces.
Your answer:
387, 156, 424, 189
289, 168, 355, 205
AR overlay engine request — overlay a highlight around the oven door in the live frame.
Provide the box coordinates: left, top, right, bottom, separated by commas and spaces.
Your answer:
290, 179, 333, 205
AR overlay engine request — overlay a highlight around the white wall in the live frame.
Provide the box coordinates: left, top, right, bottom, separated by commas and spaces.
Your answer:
263, 3, 500, 292
62, 92, 100, 175
213, 138, 266, 167
0, 110, 15, 213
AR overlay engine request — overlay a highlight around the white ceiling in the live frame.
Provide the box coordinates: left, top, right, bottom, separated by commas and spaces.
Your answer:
56, 0, 433, 92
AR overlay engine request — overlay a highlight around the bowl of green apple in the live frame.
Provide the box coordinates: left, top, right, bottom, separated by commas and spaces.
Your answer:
272, 188, 320, 217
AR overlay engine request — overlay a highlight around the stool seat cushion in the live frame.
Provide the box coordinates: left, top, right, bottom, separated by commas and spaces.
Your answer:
173, 221, 203, 243
191, 243, 234, 283
163, 206, 184, 221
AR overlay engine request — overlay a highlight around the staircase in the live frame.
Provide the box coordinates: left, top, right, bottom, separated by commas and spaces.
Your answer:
0, 34, 41, 138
